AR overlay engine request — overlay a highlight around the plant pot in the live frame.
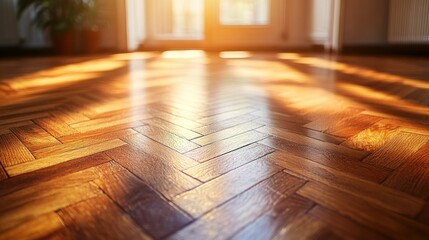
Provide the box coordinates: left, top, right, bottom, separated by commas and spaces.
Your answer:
81, 28, 101, 54
52, 29, 75, 55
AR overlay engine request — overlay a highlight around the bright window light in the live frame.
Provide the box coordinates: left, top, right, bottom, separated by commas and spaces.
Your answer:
219, 0, 269, 25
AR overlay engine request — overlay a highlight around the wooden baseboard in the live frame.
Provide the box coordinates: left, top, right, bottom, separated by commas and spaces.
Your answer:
342, 44, 429, 56
0, 47, 121, 58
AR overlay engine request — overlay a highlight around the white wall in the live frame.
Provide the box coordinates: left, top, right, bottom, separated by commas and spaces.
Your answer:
342, 0, 389, 45
0, 0, 20, 46
283, 0, 312, 47
310, 0, 331, 45
126, 0, 146, 51
389, 0, 429, 43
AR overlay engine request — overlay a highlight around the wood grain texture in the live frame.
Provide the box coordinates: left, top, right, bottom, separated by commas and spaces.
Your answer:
257, 125, 367, 159
193, 114, 258, 135
0, 121, 33, 136
304, 107, 363, 131
185, 130, 268, 162
231, 194, 313, 240
106, 145, 201, 200
342, 120, 401, 152
121, 133, 198, 170
173, 157, 282, 218
383, 144, 429, 199
255, 117, 345, 144
32, 129, 136, 158
34, 116, 79, 138
298, 182, 429, 239
11, 123, 61, 151
134, 125, 200, 153
58, 195, 151, 240
1, 52, 429, 238
170, 173, 291, 240
363, 131, 429, 169
192, 121, 263, 146
0, 180, 100, 232
267, 151, 424, 217
184, 143, 274, 182
141, 117, 202, 140
94, 162, 192, 239
309, 206, 386, 240
0, 133, 35, 167
260, 136, 386, 182
0, 212, 64, 240
0, 153, 110, 196
5, 139, 125, 176
325, 113, 381, 138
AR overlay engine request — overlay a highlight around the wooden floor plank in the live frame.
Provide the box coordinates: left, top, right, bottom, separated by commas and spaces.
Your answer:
342, 120, 401, 152
184, 143, 274, 182
0, 180, 100, 232
1, 53, 429, 238
298, 182, 429, 239
0, 154, 110, 197
70, 112, 152, 133
362, 131, 429, 169
308, 206, 387, 240
383, 144, 429, 199
141, 117, 202, 140
325, 113, 381, 138
192, 121, 263, 146
0, 121, 33, 136
0, 212, 64, 240
0, 164, 7, 181
0, 133, 35, 167
34, 116, 79, 138
185, 130, 268, 162
173, 157, 282, 218
5, 139, 125, 176
94, 161, 192, 239
170, 173, 300, 240
255, 117, 345, 144
303, 107, 363, 131
260, 136, 387, 182
231, 194, 313, 240
193, 114, 258, 135
134, 125, 200, 153
271, 214, 334, 240
32, 129, 136, 158
267, 151, 424, 217
0, 112, 50, 126
58, 195, 151, 240
121, 133, 198, 170
11, 123, 61, 151
105, 145, 201, 200
257, 125, 367, 159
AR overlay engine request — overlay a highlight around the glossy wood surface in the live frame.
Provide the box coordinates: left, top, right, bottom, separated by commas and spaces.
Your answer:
0, 51, 429, 239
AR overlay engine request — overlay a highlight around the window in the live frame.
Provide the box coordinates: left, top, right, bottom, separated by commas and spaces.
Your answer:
152, 0, 203, 39
219, 0, 269, 25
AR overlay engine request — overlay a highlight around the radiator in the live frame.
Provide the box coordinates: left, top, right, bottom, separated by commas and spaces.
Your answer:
388, 0, 429, 44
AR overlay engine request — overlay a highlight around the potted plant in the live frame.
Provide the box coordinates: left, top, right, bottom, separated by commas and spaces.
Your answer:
80, 0, 103, 54
17, 0, 84, 55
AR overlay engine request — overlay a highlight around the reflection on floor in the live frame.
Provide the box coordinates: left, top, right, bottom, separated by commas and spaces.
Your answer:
0, 51, 429, 239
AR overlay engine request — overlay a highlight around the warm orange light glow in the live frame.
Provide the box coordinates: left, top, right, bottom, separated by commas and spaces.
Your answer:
5, 58, 127, 91
113, 52, 158, 60
8, 73, 101, 90
161, 50, 205, 59
276, 53, 301, 60
293, 57, 429, 90
219, 51, 252, 59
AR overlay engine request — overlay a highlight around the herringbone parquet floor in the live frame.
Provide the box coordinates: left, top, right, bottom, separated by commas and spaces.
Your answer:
0, 51, 429, 239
